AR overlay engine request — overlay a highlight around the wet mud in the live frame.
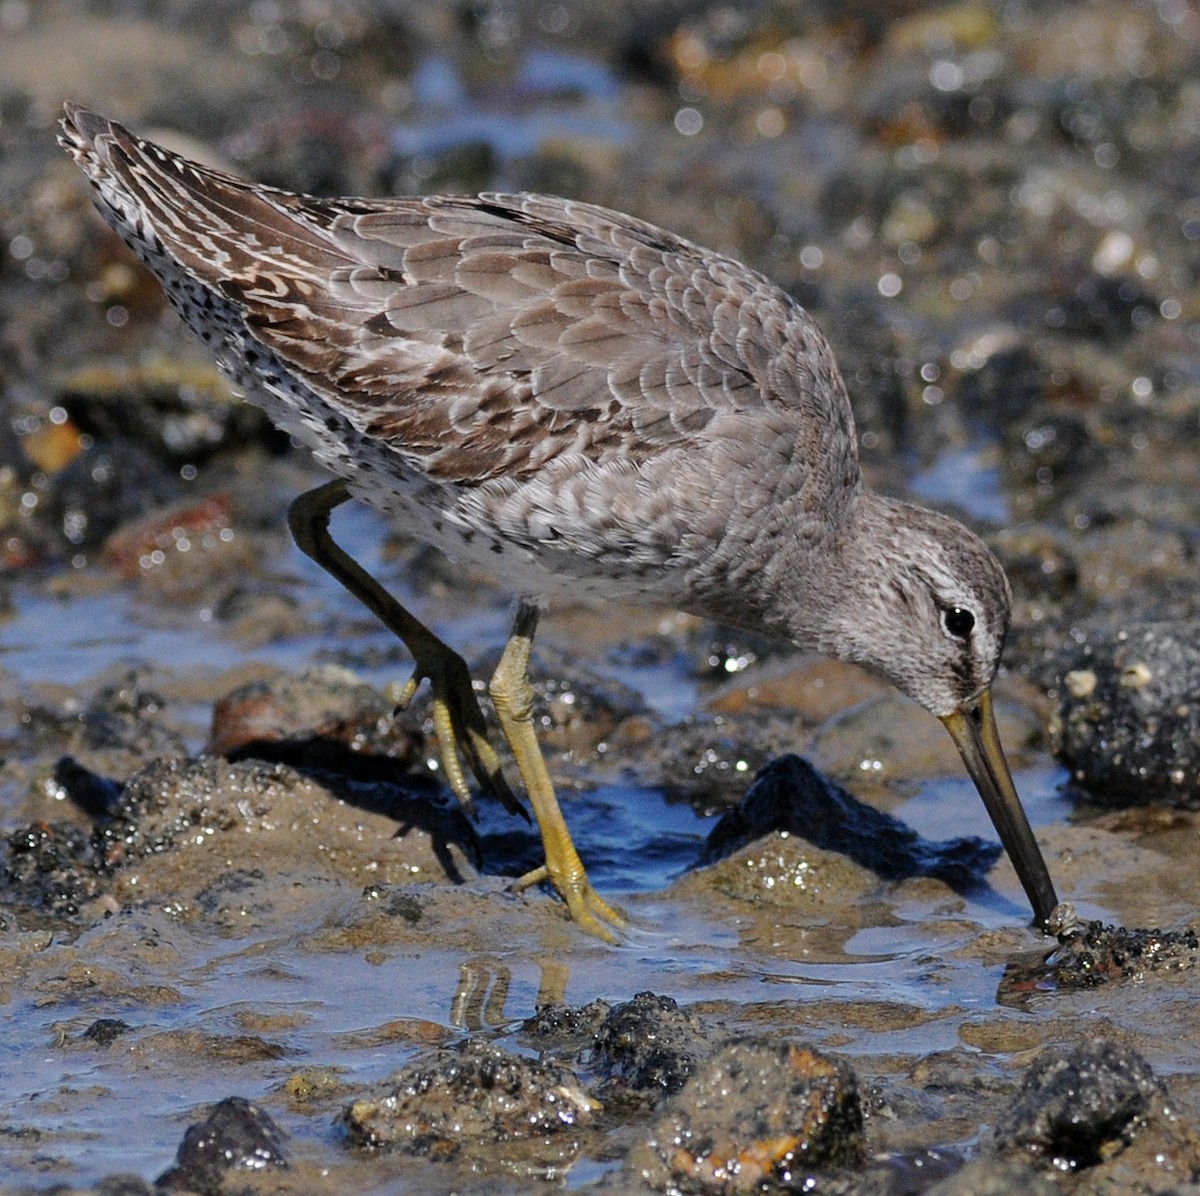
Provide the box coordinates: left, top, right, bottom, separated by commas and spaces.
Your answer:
2, 1, 1200, 1192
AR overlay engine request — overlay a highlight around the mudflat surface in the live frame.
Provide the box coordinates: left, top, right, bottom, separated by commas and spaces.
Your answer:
2, 2, 1200, 1192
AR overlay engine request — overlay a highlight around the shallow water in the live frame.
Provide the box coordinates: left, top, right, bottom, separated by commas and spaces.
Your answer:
0, 472, 1102, 1188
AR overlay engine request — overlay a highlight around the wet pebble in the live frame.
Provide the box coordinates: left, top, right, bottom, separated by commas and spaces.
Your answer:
627, 1038, 864, 1193
81, 1016, 133, 1046
157, 1095, 289, 1192
520, 991, 710, 1106
520, 997, 612, 1051
1050, 620, 1200, 803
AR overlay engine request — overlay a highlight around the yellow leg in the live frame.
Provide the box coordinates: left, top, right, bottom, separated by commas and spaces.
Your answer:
287, 481, 522, 818
489, 600, 626, 941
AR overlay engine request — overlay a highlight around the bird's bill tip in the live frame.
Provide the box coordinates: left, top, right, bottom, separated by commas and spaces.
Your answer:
940, 689, 1060, 930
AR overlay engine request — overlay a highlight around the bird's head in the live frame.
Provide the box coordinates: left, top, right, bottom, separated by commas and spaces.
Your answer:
797, 494, 1059, 927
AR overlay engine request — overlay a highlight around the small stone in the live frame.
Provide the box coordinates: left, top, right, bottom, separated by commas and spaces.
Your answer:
1118, 661, 1152, 689
157, 1096, 288, 1190
1063, 669, 1097, 699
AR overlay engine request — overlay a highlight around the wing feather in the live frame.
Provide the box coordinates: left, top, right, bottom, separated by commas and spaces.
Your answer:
59, 105, 858, 494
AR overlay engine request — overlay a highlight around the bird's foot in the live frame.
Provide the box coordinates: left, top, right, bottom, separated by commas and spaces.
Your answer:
512, 860, 627, 944
394, 651, 524, 820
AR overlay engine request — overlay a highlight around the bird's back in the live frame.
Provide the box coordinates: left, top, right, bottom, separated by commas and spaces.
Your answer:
59, 105, 861, 613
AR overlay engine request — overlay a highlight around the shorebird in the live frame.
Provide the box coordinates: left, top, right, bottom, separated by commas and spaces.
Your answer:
60, 103, 1059, 939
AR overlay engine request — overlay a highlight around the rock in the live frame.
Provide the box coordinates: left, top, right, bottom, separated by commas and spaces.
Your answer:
342, 1040, 597, 1172
590, 992, 710, 1103
702, 754, 1001, 890
1050, 621, 1200, 803
628, 1038, 864, 1193
157, 1096, 288, 1191
207, 664, 423, 780
990, 1040, 1163, 1169
1043, 917, 1199, 988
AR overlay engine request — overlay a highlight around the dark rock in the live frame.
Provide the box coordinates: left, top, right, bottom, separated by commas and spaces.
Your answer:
628, 1038, 864, 1192
82, 1018, 134, 1046
1051, 621, 1200, 804
521, 992, 712, 1107
1041, 918, 1199, 989
157, 1095, 288, 1192
991, 1040, 1164, 1170
591, 992, 710, 1102
701, 754, 1001, 890
51, 756, 123, 820
520, 998, 613, 1052
1, 819, 106, 917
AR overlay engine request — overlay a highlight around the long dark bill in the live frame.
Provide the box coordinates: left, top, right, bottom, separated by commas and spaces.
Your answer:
941, 688, 1059, 930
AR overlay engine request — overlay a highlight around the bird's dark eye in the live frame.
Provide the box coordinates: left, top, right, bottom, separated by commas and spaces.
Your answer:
942, 606, 975, 638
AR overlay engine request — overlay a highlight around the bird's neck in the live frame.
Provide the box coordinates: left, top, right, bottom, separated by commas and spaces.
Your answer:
792, 488, 910, 658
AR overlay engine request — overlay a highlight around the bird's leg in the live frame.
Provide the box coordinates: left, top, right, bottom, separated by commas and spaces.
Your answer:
489, 599, 626, 941
287, 480, 522, 818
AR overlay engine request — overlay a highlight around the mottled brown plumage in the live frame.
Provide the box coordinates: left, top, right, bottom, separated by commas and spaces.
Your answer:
59, 104, 1060, 935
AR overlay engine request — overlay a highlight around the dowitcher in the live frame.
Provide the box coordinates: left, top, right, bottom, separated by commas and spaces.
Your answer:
60, 104, 1059, 939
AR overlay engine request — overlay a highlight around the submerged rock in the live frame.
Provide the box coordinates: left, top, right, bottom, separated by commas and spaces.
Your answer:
342, 1040, 597, 1174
